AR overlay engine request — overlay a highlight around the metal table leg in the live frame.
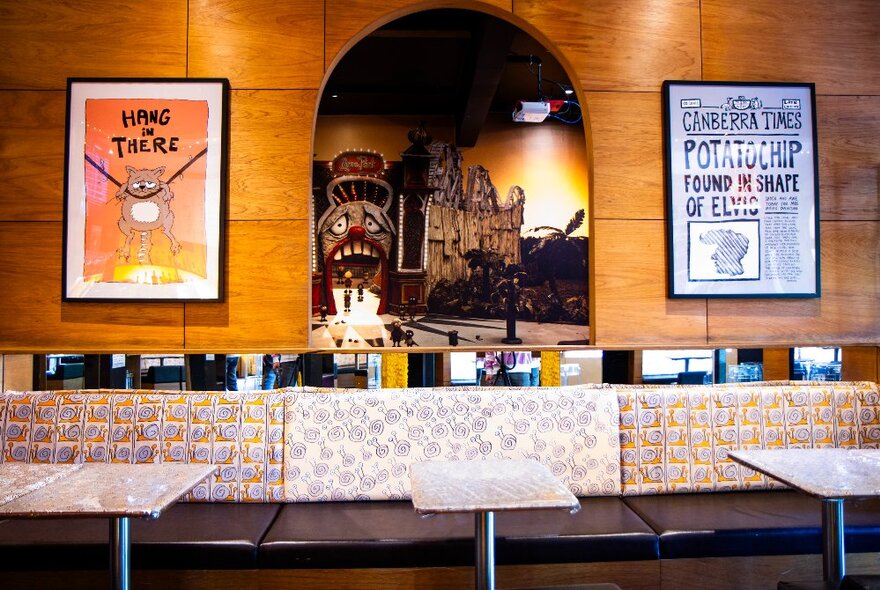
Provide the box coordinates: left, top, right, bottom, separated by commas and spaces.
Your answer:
822, 498, 845, 584
475, 511, 495, 590
110, 516, 131, 590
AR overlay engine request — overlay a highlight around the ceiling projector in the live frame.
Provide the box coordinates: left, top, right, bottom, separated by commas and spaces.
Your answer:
512, 100, 550, 123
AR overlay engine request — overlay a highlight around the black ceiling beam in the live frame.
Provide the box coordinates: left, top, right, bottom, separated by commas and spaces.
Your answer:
455, 17, 517, 147
320, 92, 462, 116
370, 29, 471, 40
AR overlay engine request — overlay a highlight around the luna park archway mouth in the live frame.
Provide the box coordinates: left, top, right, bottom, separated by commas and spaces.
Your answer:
324, 235, 389, 315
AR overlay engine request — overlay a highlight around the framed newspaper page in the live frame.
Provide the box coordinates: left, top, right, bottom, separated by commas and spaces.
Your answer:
663, 81, 820, 298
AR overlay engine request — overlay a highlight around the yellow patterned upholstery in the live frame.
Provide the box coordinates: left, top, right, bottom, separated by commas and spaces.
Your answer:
617, 381, 880, 495
0, 390, 285, 502
2, 381, 878, 502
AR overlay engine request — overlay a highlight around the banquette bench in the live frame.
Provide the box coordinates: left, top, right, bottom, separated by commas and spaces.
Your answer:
0, 381, 878, 590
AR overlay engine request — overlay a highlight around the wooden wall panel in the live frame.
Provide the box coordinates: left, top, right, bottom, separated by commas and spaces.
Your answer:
841, 347, 879, 382
1, 355, 34, 392
514, 0, 701, 92
0, 91, 66, 221
324, 0, 513, 71
817, 96, 880, 221
702, 0, 880, 95
592, 219, 707, 346
184, 220, 309, 351
708, 221, 880, 345
0, 222, 184, 352
588, 92, 664, 220
661, 553, 880, 590
188, 0, 324, 89
229, 90, 317, 221
0, 1, 187, 89
0, 1, 878, 353
762, 348, 790, 381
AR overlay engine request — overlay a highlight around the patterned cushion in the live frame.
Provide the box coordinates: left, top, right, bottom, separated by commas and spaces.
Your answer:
2, 381, 877, 503
0, 390, 285, 502
613, 380, 803, 389
618, 382, 880, 495
859, 382, 880, 448
283, 386, 621, 501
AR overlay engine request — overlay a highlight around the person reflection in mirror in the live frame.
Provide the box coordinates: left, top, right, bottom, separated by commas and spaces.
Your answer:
225, 354, 241, 391
262, 354, 280, 389
483, 351, 533, 386
278, 354, 301, 388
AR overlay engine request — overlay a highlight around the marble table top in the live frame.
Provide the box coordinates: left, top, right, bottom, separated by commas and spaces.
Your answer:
728, 449, 880, 499
410, 459, 580, 514
0, 463, 84, 505
0, 463, 217, 519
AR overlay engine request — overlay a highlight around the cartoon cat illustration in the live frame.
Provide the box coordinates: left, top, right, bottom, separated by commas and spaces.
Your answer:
115, 165, 180, 264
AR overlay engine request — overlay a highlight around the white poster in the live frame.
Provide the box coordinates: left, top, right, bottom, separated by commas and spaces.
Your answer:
663, 81, 819, 297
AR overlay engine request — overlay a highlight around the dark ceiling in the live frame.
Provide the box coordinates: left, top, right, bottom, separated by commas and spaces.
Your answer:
318, 9, 575, 147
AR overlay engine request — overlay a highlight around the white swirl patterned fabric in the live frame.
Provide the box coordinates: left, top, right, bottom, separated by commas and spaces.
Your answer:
617, 381, 880, 495
283, 386, 622, 501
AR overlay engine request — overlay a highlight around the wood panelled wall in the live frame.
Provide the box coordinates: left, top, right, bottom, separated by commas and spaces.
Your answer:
0, 0, 877, 353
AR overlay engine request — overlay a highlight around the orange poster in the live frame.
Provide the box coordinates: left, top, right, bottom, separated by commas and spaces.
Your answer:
64, 80, 228, 301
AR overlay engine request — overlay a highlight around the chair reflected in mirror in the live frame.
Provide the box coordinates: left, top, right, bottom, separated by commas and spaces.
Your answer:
677, 371, 710, 385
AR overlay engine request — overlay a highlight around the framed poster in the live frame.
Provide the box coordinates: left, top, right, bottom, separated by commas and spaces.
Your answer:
63, 78, 229, 301
663, 81, 820, 298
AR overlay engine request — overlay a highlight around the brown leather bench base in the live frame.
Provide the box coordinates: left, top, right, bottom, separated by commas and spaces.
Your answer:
841, 576, 880, 590
1, 493, 877, 590
777, 581, 838, 590
0, 503, 280, 570
624, 491, 880, 559
259, 497, 659, 568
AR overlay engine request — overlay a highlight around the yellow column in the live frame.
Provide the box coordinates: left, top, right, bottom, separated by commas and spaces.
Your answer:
381, 353, 409, 389
540, 351, 561, 386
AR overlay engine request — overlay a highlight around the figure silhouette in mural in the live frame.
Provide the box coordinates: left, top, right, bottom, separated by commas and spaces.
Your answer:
404, 330, 418, 347
700, 228, 750, 276
447, 330, 459, 346
390, 320, 404, 347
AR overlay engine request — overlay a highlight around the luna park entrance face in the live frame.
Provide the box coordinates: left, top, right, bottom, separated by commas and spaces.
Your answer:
316, 170, 396, 317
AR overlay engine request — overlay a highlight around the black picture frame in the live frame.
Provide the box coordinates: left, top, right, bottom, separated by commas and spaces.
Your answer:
662, 80, 820, 298
63, 78, 229, 302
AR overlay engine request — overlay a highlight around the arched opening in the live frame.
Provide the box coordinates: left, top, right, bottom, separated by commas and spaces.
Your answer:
310, 5, 591, 350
